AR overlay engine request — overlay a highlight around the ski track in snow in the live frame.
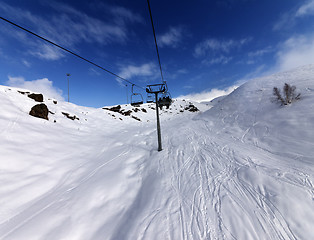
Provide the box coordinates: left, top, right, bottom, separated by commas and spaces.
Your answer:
109, 118, 312, 240
1, 114, 312, 240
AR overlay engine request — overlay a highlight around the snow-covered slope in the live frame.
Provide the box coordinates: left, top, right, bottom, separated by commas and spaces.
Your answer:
200, 64, 314, 163
0, 65, 313, 240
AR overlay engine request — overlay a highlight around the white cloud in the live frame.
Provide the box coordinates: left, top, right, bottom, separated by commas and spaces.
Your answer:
109, 6, 143, 25
276, 34, 314, 71
274, 0, 314, 31
6, 76, 64, 101
89, 68, 101, 76
42, 4, 128, 45
296, 0, 314, 17
166, 68, 188, 81
158, 26, 184, 48
273, 12, 294, 31
248, 47, 272, 57
29, 44, 65, 61
119, 63, 157, 80
194, 37, 251, 57
0, 2, 142, 60
177, 85, 238, 103
244, 47, 273, 66
177, 69, 188, 74
44, 2, 138, 45
239, 64, 268, 82
22, 60, 31, 67
203, 55, 233, 65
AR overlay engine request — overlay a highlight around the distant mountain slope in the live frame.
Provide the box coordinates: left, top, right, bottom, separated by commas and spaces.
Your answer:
0, 84, 204, 126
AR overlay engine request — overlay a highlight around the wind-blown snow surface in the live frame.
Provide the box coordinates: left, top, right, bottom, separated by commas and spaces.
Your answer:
1, 65, 314, 240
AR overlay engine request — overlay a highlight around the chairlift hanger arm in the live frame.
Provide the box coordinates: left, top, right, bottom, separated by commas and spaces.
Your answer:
146, 83, 166, 94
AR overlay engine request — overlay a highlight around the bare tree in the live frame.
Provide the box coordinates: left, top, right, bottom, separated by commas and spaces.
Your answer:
273, 83, 300, 105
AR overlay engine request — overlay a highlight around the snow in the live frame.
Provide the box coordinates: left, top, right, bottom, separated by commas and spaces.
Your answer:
0, 65, 314, 240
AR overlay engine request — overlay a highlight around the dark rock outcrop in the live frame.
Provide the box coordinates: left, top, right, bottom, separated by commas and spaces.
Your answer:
18, 91, 30, 95
132, 116, 141, 121
28, 93, 44, 102
185, 104, 199, 112
121, 110, 132, 116
103, 105, 122, 112
103, 105, 133, 117
62, 112, 79, 121
29, 104, 49, 120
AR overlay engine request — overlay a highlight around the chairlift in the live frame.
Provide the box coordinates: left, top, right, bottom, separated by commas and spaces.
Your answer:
158, 82, 172, 109
158, 91, 172, 109
146, 93, 155, 103
131, 84, 143, 106
146, 83, 172, 109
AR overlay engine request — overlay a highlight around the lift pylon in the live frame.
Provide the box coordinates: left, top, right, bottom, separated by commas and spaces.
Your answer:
146, 84, 166, 151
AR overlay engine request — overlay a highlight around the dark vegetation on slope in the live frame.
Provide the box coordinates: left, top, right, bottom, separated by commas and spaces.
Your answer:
273, 83, 301, 105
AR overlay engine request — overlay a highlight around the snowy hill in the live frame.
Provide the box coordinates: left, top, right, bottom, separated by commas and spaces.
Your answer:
0, 65, 314, 240
200, 64, 314, 163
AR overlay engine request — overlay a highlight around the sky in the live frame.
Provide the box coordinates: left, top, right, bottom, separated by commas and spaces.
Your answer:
1, 0, 314, 107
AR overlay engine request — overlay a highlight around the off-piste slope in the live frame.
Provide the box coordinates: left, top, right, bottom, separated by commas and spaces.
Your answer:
0, 65, 314, 240
200, 64, 314, 163
191, 65, 314, 240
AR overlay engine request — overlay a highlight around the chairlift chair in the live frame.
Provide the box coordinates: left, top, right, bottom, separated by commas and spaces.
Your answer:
131, 84, 144, 106
131, 93, 143, 106
158, 91, 172, 109
146, 93, 154, 103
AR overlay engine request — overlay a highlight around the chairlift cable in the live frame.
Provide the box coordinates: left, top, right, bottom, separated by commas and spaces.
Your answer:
0, 16, 145, 90
146, 0, 164, 83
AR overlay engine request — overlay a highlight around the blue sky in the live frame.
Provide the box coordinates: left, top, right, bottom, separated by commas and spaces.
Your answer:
1, 0, 314, 107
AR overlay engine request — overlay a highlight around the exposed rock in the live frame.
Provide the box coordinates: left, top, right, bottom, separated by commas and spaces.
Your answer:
29, 104, 49, 120
103, 105, 121, 112
62, 112, 79, 121
121, 110, 132, 116
141, 108, 147, 113
103, 104, 144, 119
18, 90, 30, 95
132, 116, 141, 121
53, 100, 57, 104
185, 104, 199, 112
28, 93, 44, 102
